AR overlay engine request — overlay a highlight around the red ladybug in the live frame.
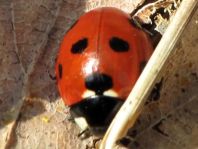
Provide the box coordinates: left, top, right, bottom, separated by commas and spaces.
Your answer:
55, 7, 153, 135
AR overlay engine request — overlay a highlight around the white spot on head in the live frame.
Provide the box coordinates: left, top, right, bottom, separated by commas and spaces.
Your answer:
82, 90, 95, 98
82, 89, 118, 98
103, 90, 118, 97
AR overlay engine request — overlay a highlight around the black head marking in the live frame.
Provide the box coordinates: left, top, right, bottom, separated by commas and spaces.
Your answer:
58, 64, 62, 79
85, 73, 113, 95
109, 37, 129, 52
71, 38, 88, 54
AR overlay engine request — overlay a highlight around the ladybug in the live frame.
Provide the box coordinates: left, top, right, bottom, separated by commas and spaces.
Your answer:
55, 7, 153, 136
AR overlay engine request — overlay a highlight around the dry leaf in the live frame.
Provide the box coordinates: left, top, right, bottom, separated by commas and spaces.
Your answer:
0, 0, 197, 149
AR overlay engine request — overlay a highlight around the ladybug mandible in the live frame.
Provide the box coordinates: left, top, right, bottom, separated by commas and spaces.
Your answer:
55, 7, 153, 136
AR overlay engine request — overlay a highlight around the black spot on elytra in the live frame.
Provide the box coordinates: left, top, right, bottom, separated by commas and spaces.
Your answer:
58, 64, 62, 79
85, 73, 113, 95
152, 119, 169, 137
109, 37, 129, 52
71, 38, 88, 54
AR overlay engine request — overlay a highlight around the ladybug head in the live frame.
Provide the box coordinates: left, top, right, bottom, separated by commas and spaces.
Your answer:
55, 7, 153, 135
70, 72, 123, 135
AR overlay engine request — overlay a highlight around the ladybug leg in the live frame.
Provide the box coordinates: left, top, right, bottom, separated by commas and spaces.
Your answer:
67, 116, 75, 123
77, 128, 91, 139
48, 56, 57, 80
47, 70, 56, 80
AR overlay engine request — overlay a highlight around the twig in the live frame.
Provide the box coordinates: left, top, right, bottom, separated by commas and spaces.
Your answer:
99, 0, 198, 148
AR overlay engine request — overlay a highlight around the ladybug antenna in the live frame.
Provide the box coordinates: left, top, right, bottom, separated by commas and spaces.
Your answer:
130, 17, 153, 36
